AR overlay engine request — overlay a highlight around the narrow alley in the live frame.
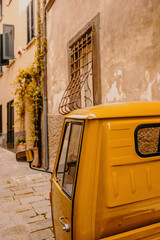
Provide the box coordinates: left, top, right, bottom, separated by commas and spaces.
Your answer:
0, 147, 54, 240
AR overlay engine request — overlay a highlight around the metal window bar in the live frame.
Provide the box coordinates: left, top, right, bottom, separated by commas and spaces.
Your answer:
59, 29, 93, 115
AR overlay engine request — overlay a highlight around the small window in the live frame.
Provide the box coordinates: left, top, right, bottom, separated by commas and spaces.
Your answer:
0, 105, 2, 133
27, 0, 34, 44
59, 14, 101, 115
135, 124, 160, 157
3, 24, 14, 60
0, 0, 2, 18
0, 34, 9, 66
56, 121, 83, 198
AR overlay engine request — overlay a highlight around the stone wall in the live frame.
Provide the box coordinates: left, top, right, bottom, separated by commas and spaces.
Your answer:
48, 114, 64, 170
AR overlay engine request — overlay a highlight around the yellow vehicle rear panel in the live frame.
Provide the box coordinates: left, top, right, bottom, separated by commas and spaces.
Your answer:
100, 222, 160, 240
53, 102, 160, 239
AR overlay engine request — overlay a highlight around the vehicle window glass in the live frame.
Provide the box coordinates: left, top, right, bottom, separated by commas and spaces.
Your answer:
135, 124, 160, 157
57, 122, 71, 187
63, 123, 82, 197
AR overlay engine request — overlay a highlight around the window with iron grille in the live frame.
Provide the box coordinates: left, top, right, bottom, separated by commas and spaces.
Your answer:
59, 14, 101, 115
27, 0, 34, 44
0, 105, 2, 133
70, 29, 93, 109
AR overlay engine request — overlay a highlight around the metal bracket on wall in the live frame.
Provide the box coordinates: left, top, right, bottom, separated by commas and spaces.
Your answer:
6, 0, 12, 6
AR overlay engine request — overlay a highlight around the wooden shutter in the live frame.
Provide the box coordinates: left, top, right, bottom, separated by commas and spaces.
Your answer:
27, 5, 30, 43
3, 24, 14, 60
0, 0, 2, 18
31, 0, 34, 39
7, 101, 14, 147
7, 102, 9, 143
0, 34, 9, 66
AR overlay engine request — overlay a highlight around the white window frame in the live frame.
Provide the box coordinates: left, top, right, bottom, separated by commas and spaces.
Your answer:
27, 0, 34, 44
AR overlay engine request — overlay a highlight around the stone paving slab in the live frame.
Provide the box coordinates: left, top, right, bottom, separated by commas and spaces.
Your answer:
27, 215, 45, 224
29, 229, 54, 240
20, 195, 45, 205
34, 205, 51, 215
0, 147, 55, 240
0, 189, 14, 197
34, 190, 50, 197
29, 219, 52, 232
33, 184, 51, 192
0, 196, 14, 203
14, 188, 34, 195
14, 193, 34, 200
29, 181, 51, 188
17, 209, 37, 219
31, 199, 50, 208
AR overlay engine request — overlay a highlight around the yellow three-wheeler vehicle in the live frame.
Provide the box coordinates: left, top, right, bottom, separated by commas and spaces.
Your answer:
17, 102, 160, 240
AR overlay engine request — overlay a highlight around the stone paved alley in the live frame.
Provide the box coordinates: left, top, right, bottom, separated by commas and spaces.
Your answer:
0, 147, 55, 240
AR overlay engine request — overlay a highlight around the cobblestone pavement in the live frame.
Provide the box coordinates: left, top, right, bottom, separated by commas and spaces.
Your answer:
0, 147, 55, 240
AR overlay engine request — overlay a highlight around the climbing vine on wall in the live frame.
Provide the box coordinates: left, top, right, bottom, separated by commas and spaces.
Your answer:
12, 1, 46, 146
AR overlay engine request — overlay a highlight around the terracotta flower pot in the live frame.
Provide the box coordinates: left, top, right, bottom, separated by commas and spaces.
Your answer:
17, 143, 26, 153
29, 147, 39, 167
27, 140, 34, 149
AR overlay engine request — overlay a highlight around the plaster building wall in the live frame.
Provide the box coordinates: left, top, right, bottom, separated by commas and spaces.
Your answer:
46, 0, 160, 168
0, 0, 37, 151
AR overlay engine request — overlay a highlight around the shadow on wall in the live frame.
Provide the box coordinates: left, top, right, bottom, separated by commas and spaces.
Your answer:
0, 134, 7, 149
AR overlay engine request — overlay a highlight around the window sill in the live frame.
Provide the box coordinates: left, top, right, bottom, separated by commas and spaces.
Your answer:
45, 0, 55, 12
26, 37, 36, 49
6, 0, 12, 6
6, 59, 16, 68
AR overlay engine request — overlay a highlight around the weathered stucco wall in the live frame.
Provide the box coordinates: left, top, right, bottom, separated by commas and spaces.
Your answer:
101, 0, 160, 103
47, 0, 160, 167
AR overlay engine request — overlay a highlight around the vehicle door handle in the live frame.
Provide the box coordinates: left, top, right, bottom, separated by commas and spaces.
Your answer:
59, 216, 70, 232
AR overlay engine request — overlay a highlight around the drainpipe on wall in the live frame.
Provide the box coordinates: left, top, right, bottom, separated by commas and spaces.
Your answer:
43, 0, 49, 170
37, 0, 39, 47
37, 0, 42, 167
